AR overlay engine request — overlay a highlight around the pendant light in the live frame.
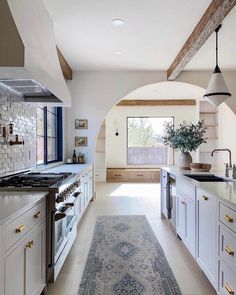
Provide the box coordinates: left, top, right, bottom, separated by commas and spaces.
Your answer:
204, 24, 231, 106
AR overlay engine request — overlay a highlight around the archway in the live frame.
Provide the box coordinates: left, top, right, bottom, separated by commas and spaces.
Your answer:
94, 80, 206, 183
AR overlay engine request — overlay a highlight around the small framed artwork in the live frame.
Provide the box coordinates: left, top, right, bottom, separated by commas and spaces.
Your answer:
75, 136, 88, 147
75, 119, 88, 129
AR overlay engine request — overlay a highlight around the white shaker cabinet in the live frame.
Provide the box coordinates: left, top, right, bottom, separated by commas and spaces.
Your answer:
176, 176, 196, 258
196, 188, 217, 289
0, 196, 46, 295
176, 193, 196, 257
5, 222, 45, 295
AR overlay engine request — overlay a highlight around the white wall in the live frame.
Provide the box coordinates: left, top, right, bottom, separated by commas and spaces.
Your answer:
217, 103, 236, 168
66, 71, 166, 163
105, 105, 198, 168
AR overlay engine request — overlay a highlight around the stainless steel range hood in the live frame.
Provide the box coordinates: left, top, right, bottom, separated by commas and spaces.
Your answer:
0, 0, 71, 106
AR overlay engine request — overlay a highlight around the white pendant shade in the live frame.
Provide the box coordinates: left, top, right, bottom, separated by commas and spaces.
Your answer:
204, 67, 231, 106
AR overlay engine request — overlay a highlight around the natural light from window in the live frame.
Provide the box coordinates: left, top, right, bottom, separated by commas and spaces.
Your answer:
127, 117, 174, 165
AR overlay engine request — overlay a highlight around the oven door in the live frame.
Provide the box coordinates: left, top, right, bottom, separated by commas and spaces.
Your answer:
54, 199, 77, 263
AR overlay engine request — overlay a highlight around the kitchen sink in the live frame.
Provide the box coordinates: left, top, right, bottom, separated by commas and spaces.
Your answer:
183, 174, 228, 182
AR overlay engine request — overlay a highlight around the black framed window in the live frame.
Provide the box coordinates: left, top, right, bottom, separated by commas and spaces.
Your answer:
36, 107, 63, 165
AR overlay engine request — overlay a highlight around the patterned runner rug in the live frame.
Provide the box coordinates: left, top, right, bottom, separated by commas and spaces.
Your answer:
78, 215, 182, 295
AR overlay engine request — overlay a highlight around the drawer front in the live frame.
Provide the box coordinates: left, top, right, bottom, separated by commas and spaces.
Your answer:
4, 200, 46, 251
128, 171, 152, 181
220, 224, 236, 273
107, 171, 128, 181
219, 259, 236, 295
176, 176, 195, 200
220, 203, 236, 233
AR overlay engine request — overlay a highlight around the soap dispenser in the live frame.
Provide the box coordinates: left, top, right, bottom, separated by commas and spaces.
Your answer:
233, 164, 236, 179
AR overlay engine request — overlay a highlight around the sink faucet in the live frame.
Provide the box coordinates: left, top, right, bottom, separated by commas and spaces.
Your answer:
211, 149, 232, 177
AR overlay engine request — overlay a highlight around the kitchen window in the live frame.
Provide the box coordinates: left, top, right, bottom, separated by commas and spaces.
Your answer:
127, 117, 174, 165
37, 107, 63, 165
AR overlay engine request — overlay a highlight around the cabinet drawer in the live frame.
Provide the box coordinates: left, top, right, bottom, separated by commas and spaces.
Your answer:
128, 171, 152, 181
4, 200, 46, 251
219, 259, 236, 295
220, 203, 236, 233
107, 170, 129, 181
220, 224, 236, 273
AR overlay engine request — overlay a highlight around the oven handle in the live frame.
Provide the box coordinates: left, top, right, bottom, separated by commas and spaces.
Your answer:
55, 203, 75, 221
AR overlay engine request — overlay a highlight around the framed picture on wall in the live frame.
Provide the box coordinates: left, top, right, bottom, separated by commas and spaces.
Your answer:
75, 136, 88, 147
75, 119, 88, 129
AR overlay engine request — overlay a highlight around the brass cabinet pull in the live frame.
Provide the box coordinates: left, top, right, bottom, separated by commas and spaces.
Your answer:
34, 211, 41, 218
114, 174, 121, 177
225, 214, 234, 223
137, 174, 144, 177
202, 196, 208, 201
26, 240, 34, 249
15, 224, 25, 233
225, 284, 234, 295
225, 246, 234, 256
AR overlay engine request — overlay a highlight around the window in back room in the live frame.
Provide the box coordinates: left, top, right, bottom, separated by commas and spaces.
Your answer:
127, 117, 174, 165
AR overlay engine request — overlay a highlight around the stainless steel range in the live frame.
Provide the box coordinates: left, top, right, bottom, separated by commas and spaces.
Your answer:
0, 171, 81, 283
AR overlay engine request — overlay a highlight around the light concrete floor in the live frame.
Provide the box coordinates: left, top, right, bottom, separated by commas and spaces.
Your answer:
47, 182, 216, 295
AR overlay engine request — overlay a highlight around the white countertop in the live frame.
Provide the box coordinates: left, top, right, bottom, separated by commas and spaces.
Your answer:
0, 191, 47, 225
161, 166, 236, 207
43, 163, 92, 174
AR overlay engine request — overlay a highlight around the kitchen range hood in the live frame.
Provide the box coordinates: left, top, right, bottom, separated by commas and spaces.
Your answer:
0, 0, 71, 106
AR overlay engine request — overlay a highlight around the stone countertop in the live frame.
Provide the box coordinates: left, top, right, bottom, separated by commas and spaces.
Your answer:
0, 191, 47, 225
43, 163, 92, 174
161, 166, 236, 208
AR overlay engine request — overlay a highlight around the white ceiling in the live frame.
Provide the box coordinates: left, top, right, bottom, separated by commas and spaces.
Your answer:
186, 7, 236, 70
43, 0, 212, 71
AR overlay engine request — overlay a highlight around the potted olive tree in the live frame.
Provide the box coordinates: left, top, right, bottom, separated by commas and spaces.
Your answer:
163, 120, 207, 169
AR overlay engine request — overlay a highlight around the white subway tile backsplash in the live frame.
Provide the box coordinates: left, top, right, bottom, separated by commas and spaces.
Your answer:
0, 88, 37, 174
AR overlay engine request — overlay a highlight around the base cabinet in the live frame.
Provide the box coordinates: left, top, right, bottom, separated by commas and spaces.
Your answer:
197, 188, 217, 289
76, 166, 94, 224
5, 222, 45, 295
176, 193, 196, 257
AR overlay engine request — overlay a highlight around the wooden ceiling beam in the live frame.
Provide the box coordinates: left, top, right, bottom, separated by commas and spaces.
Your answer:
167, 0, 236, 80
116, 99, 196, 106
56, 46, 73, 80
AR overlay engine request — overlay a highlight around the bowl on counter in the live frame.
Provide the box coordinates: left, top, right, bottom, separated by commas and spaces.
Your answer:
190, 163, 211, 172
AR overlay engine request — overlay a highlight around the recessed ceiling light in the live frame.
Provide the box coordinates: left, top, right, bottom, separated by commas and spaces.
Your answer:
112, 19, 125, 27
115, 51, 122, 55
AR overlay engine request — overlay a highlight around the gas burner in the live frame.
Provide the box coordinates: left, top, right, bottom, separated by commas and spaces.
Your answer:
0, 172, 72, 188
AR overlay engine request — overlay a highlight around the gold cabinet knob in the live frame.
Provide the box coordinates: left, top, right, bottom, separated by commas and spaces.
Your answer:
225, 283, 234, 294
34, 211, 41, 218
15, 224, 25, 233
224, 214, 234, 223
26, 240, 34, 249
225, 246, 234, 256
202, 195, 208, 201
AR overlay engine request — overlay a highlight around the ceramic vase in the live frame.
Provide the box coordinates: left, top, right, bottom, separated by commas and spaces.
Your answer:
178, 151, 192, 170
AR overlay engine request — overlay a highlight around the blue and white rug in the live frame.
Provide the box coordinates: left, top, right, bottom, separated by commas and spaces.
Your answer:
78, 215, 182, 295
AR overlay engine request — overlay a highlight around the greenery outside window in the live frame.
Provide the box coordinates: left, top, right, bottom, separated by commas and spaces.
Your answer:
127, 117, 174, 165
37, 107, 63, 165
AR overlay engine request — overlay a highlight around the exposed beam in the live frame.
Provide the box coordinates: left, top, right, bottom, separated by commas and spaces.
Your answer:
167, 0, 236, 80
56, 46, 73, 80
116, 99, 196, 106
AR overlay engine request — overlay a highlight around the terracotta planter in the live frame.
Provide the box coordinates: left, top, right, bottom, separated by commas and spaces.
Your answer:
178, 151, 192, 170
